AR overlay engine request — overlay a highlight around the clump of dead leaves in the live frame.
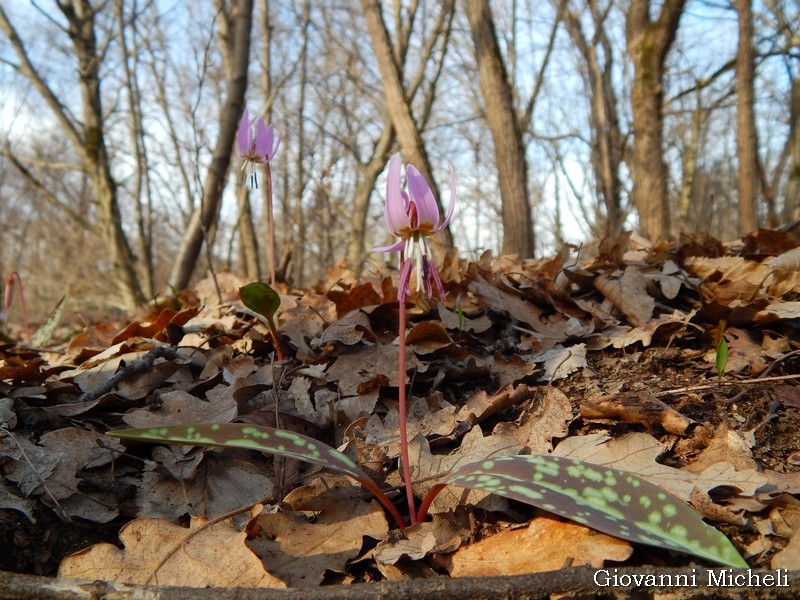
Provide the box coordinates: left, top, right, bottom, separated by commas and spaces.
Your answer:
1, 229, 799, 587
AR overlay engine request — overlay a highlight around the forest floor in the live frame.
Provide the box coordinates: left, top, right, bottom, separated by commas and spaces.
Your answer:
1, 229, 800, 591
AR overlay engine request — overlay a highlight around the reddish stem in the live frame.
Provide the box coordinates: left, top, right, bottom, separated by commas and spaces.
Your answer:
265, 315, 285, 361
416, 482, 448, 524
398, 297, 417, 523
356, 476, 407, 530
4, 272, 31, 345
265, 164, 277, 288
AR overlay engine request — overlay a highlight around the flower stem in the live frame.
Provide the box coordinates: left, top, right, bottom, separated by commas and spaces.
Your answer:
264, 163, 277, 287
397, 297, 417, 524
4, 272, 31, 345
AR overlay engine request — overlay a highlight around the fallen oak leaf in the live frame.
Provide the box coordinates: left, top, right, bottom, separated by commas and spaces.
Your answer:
439, 516, 632, 577
58, 517, 285, 588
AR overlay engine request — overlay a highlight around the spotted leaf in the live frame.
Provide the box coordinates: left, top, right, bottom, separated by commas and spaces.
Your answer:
108, 423, 406, 528
441, 455, 747, 568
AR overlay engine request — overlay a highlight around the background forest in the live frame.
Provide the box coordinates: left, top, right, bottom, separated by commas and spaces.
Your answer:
0, 0, 798, 324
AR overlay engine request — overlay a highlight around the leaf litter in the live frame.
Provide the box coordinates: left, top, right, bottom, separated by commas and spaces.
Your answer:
2, 230, 800, 584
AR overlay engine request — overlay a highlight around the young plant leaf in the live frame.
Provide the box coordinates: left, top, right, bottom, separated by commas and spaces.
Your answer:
239, 282, 285, 360
108, 423, 405, 528
239, 282, 280, 322
438, 454, 747, 568
32, 294, 67, 347
715, 338, 728, 378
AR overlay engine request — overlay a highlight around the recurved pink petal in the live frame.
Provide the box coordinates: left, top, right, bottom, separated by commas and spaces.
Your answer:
406, 165, 439, 229
269, 128, 283, 160
384, 154, 410, 234
237, 109, 252, 156
371, 240, 405, 253
253, 118, 271, 161
434, 163, 457, 233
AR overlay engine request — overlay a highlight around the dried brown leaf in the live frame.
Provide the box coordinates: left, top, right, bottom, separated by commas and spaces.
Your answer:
594, 267, 655, 327
59, 517, 285, 588
441, 516, 632, 577
553, 432, 769, 502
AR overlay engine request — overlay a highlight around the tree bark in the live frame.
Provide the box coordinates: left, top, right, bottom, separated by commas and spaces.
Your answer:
625, 0, 687, 242
565, 1, 625, 238
359, 0, 454, 249
167, 0, 255, 292
347, 120, 395, 273
466, 0, 534, 257
736, 0, 760, 234
0, 1, 146, 310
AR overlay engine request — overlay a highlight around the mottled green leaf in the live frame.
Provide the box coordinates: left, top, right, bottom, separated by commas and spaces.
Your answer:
109, 423, 366, 480
109, 423, 407, 528
442, 454, 747, 568
239, 282, 280, 321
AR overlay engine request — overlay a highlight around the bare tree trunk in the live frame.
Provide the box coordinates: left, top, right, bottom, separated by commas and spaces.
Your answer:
237, 186, 262, 279
292, 0, 311, 288
117, 0, 155, 299
678, 97, 708, 228
466, 0, 534, 257
347, 120, 395, 272
785, 79, 800, 224
565, 1, 625, 238
736, 0, 760, 234
260, 0, 275, 280
625, 0, 686, 242
0, 1, 146, 310
167, 0, 255, 292
359, 0, 454, 248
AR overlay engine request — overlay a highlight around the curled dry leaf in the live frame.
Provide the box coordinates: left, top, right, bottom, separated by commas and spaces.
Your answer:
580, 391, 696, 436
59, 517, 285, 588
594, 267, 655, 327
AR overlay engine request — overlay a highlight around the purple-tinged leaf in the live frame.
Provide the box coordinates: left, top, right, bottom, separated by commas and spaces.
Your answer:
437, 455, 747, 568
108, 423, 405, 528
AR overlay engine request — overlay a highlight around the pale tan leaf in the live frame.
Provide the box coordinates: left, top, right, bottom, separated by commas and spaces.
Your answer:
373, 513, 465, 565
538, 343, 587, 381
553, 432, 769, 501
246, 499, 388, 587
410, 428, 522, 513
442, 517, 632, 577
763, 247, 800, 272
595, 267, 655, 327
122, 389, 237, 429
58, 518, 285, 588
494, 387, 574, 454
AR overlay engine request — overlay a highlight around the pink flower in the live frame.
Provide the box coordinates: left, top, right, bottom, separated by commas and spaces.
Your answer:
237, 108, 282, 188
373, 153, 456, 302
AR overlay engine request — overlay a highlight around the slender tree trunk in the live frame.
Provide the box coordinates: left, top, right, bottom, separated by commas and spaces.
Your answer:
68, 0, 146, 309
785, 79, 800, 224
736, 0, 759, 234
625, 0, 686, 242
466, 0, 534, 257
237, 186, 262, 279
565, 2, 624, 237
678, 98, 707, 227
260, 0, 275, 279
117, 0, 155, 299
359, 0, 453, 248
347, 120, 395, 272
292, 0, 311, 288
167, 0, 255, 292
